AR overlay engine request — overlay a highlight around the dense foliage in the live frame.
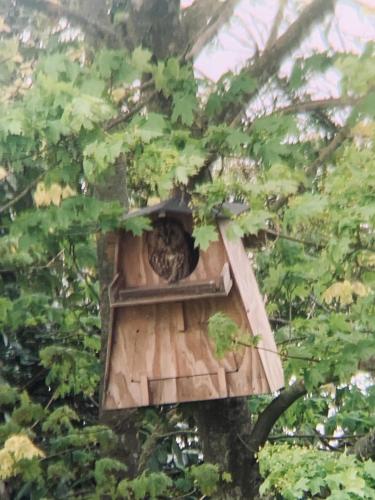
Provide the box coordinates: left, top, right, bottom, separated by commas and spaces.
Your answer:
0, 0, 374, 498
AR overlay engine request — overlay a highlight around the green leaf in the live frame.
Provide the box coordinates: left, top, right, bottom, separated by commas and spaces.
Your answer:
95, 457, 127, 486
192, 224, 218, 251
239, 210, 271, 235
123, 216, 152, 236
225, 128, 250, 148
132, 46, 153, 73
189, 464, 220, 496
172, 92, 196, 126
208, 312, 240, 358
225, 221, 245, 240
138, 113, 167, 142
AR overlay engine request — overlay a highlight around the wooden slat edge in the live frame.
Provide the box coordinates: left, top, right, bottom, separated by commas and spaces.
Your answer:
218, 221, 284, 392
101, 232, 120, 409
140, 374, 150, 406
221, 262, 233, 295
111, 290, 231, 307
217, 367, 228, 397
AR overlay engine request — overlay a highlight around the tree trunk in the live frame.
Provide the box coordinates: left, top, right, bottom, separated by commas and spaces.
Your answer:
188, 398, 256, 498
96, 161, 143, 477
95, 2, 259, 495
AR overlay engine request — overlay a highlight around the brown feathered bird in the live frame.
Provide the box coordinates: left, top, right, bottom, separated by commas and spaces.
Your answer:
147, 219, 192, 283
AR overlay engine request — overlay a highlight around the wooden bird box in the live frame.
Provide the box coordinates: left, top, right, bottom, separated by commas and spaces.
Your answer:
101, 199, 284, 411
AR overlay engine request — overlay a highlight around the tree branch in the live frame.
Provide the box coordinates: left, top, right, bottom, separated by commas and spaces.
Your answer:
247, 381, 307, 455
17, 0, 117, 42
274, 95, 361, 116
183, 0, 239, 61
305, 124, 350, 176
275, 76, 339, 134
104, 90, 158, 131
264, 0, 287, 52
0, 172, 44, 215
223, 0, 336, 125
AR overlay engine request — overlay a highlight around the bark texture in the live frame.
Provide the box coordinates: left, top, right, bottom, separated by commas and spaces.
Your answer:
124, 0, 185, 58
354, 430, 375, 461
189, 398, 254, 499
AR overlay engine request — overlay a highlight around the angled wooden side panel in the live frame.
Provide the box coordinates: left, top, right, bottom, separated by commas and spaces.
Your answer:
218, 221, 284, 392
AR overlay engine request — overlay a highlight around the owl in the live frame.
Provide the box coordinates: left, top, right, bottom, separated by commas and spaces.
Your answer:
147, 219, 192, 283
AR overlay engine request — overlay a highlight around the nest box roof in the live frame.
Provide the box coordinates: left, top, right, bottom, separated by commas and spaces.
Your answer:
123, 197, 248, 220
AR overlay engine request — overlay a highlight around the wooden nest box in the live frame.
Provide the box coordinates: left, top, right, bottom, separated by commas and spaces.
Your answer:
101, 199, 284, 410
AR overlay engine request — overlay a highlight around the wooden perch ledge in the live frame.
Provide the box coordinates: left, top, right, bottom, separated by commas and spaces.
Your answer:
109, 262, 233, 307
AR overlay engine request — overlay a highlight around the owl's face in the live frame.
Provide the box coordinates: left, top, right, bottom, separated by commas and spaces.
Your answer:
154, 220, 185, 249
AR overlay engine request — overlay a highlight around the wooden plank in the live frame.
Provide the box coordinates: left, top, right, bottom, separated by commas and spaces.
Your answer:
217, 367, 228, 397
173, 374, 221, 403
102, 306, 116, 404
149, 378, 177, 405
176, 302, 185, 332
218, 221, 284, 392
175, 298, 238, 377
140, 374, 150, 406
112, 290, 231, 307
221, 262, 233, 295
119, 280, 218, 298
114, 262, 233, 307
120, 225, 228, 288
101, 232, 121, 410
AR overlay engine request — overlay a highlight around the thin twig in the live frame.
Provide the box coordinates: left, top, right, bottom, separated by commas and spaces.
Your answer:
268, 433, 364, 441
228, 55, 355, 128
172, 490, 198, 500
105, 90, 158, 131
313, 428, 342, 451
0, 172, 45, 214
33, 249, 64, 270
276, 336, 308, 346
29, 391, 57, 431
113, 78, 154, 108
236, 340, 320, 363
156, 429, 198, 440
306, 124, 350, 177
264, 228, 325, 249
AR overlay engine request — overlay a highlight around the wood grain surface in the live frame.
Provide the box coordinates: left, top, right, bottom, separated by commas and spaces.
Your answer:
218, 220, 285, 392
102, 216, 283, 410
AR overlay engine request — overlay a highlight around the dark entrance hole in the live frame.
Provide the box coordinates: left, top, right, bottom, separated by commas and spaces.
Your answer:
147, 217, 199, 283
